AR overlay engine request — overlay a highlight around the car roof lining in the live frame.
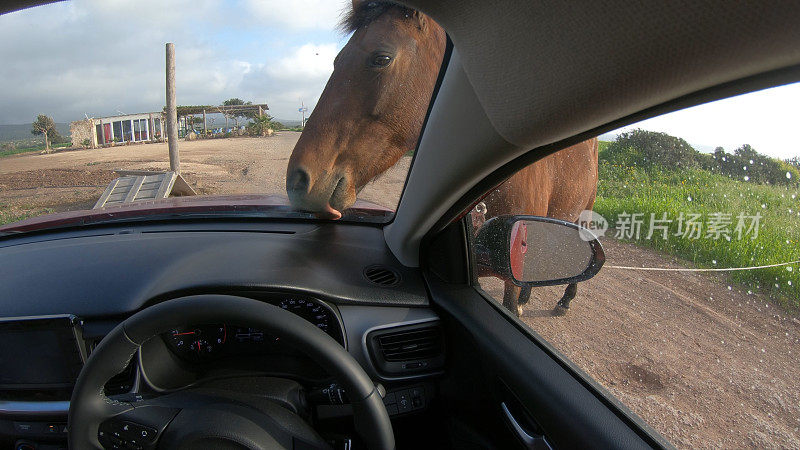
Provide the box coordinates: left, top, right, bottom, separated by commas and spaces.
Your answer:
404, 0, 800, 150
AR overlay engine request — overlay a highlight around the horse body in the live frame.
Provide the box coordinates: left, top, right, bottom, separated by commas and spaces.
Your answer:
286, 1, 598, 316
481, 139, 599, 315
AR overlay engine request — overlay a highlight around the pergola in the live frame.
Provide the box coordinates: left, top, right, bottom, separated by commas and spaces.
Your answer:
175, 103, 270, 135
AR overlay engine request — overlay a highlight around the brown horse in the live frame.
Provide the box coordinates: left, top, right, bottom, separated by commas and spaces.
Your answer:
286, 1, 598, 316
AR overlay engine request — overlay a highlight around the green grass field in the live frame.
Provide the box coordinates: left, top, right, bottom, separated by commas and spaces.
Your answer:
595, 141, 800, 308
0, 207, 43, 227
0, 141, 71, 158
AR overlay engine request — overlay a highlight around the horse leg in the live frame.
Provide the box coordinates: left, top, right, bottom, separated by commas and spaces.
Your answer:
502, 281, 523, 317
552, 283, 578, 316
517, 285, 532, 307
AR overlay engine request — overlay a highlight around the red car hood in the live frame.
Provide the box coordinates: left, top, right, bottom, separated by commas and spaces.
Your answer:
0, 194, 394, 234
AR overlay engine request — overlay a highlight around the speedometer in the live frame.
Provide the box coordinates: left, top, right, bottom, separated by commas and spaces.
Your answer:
168, 324, 227, 359
278, 297, 332, 335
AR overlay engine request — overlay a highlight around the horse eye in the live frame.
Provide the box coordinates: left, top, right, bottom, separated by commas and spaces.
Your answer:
370, 54, 392, 67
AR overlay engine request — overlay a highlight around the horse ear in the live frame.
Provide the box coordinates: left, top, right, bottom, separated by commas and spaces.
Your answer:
412, 10, 427, 31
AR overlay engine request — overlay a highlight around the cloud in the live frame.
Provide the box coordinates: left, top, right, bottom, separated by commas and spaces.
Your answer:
0, 0, 343, 124
242, 0, 348, 31
267, 43, 338, 80
240, 43, 338, 120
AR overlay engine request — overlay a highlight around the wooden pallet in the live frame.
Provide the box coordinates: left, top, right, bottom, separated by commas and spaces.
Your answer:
93, 171, 195, 209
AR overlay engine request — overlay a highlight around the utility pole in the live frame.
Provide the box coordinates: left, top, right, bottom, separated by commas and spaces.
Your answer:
299, 101, 308, 128
165, 42, 180, 173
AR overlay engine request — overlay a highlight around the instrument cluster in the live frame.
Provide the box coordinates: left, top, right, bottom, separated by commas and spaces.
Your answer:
163, 296, 344, 361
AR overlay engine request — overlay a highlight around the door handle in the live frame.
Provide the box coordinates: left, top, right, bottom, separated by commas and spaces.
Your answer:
501, 402, 553, 450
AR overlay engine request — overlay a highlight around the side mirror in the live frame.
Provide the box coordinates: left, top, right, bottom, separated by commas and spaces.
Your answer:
474, 215, 605, 286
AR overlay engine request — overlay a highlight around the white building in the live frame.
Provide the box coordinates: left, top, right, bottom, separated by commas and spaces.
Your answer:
70, 112, 165, 148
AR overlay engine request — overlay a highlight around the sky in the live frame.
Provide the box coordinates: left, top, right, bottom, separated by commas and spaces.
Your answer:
1, 0, 798, 160
0, 0, 349, 124
613, 82, 800, 160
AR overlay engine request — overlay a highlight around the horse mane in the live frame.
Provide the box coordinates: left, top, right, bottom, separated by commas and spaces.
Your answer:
339, 1, 416, 34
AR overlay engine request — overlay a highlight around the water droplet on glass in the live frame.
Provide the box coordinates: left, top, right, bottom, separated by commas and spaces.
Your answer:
788, 267, 794, 272
743, 166, 748, 171
744, 176, 750, 181
749, 159, 754, 164
712, 260, 717, 265
761, 204, 766, 209
687, 196, 692, 201
788, 172, 793, 180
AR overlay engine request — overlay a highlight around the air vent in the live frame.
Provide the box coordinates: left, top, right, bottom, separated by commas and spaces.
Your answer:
363, 265, 400, 287
377, 327, 442, 361
367, 322, 445, 376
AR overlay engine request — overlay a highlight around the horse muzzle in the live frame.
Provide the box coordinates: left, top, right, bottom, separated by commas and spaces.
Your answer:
286, 166, 355, 220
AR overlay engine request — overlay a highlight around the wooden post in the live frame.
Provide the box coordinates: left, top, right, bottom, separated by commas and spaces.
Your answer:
202, 109, 207, 137
258, 105, 262, 117
148, 114, 155, 142
166, 42, 180, 173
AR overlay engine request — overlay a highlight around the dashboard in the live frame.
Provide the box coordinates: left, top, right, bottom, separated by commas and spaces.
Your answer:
0, 221, 444, 447
163, 295, 345, 361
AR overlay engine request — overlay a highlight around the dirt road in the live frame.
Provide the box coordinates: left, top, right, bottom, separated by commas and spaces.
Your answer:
481, 239, 800, 449
0, 132, 409, 216
2, 133, 798, 448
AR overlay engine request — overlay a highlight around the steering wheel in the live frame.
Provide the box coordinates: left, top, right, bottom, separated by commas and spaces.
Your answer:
68, 295, 394, 449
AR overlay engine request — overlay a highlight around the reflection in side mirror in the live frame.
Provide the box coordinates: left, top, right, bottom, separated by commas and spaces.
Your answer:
474, 215, 605, 286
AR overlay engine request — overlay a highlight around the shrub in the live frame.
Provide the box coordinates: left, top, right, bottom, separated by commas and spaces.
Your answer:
605, 129, 798, 187
604, 129, 700, 169
711, 144, 799, 186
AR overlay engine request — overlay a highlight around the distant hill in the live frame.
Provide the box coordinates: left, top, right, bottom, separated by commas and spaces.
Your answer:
273, 118, 302, 127
0, 122, 71, 142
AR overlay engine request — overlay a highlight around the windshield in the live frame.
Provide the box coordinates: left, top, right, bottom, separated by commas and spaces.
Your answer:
0, 1, 443, 230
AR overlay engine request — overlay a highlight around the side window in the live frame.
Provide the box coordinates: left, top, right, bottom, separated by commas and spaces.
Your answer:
469, 82, 800, 449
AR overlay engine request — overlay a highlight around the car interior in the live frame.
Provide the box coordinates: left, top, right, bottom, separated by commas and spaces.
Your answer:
1, 1, 800, 449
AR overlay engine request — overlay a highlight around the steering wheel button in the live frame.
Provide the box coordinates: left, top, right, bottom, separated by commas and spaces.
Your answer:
119, 422, 158, 443
397, 392, 412, 412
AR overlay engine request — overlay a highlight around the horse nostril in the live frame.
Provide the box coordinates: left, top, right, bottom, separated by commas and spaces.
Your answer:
287, 168, 310, 194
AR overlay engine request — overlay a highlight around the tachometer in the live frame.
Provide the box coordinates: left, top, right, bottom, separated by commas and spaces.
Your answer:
168, 324, 227, 358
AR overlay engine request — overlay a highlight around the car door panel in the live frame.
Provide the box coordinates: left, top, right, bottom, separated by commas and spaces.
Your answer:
425, 275, 665, 449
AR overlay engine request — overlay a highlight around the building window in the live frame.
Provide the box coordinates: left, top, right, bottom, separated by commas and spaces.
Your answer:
112, 121, 122, 142
122, 120, 132, 142
133, 119, 146, 141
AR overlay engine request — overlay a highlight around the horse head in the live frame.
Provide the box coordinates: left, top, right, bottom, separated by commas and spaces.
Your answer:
286, 1, 446, 218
